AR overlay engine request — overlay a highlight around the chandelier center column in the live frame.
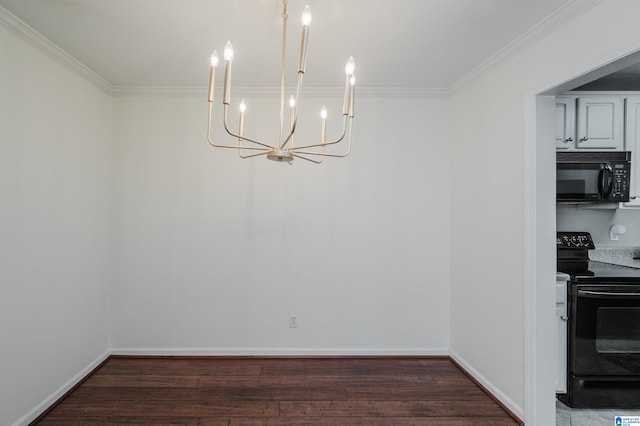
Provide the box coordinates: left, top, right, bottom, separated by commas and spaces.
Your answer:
279, 0, 288, 147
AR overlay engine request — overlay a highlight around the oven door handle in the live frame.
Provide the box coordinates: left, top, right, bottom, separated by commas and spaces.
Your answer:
578, 289, 640, 298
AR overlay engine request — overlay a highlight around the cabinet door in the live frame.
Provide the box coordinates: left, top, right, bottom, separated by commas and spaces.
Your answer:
556, 281, 567, 394
576, 96, 623, 149
556, 305, 567, 393
555, 98, 575, 149
622, 96, 640, 207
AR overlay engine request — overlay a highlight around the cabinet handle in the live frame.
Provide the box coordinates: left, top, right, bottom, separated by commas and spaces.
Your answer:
565, 137, 573, 142
561, 316, 568, 321
579, 137, 588, 142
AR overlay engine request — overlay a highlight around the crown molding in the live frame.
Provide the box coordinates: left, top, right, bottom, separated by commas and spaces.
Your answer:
0, 5, 113, 95
449, 0, 602, 93
111, 85, 449, 98
0, 4, 450, 101
2, 0, 597, 99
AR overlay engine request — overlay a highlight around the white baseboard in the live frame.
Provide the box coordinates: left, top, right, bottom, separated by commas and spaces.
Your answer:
449, 349, 524, 420
110, 347, 449, 357
12, 350, 111, 426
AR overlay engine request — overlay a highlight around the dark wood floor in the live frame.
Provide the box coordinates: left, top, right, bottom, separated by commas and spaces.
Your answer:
34, 357, 522, 425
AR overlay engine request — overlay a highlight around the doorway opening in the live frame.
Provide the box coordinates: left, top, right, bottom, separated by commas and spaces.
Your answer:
532, 50, 640, 426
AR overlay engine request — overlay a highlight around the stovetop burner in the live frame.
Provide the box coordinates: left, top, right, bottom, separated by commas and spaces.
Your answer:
557, 231, 640, 282
557, 231, 593, 275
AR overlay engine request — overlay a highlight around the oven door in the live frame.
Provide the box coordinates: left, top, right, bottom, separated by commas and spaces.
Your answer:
571, 284, 640, 375
557, 162, 610, 202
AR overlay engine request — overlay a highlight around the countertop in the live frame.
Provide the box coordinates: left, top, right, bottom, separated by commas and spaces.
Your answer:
557, 247, 640, 281
590, 247, 640, 269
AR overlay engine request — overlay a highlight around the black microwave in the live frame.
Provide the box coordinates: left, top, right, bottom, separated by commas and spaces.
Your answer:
556, 151, 631, 203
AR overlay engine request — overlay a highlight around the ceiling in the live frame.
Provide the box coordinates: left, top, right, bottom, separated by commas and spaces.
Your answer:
0, 0, 577, 90
575, 62, 640, 91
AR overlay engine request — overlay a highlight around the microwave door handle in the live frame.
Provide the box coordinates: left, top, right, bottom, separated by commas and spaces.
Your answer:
598, 163, 614, 198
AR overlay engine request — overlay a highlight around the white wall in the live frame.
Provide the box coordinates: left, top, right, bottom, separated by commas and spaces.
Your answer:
557, 206, 640, 247
450, 1, 640, 424
449, 65, 527, 415
110, 93, 450, 354
0, 25, 112, 426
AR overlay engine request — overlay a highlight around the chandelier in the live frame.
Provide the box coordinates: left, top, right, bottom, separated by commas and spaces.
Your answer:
206, 0, 356, 164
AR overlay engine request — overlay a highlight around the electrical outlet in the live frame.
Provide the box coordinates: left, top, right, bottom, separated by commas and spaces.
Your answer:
289, 314, 298, 328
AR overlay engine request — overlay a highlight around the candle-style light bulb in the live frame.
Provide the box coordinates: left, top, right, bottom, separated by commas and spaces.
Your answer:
289, 95, 296, 139
301, 5, 312, 26
223, 42, 233, 104
210, 50, 219, 67
208, 50, 219, 102
345, 56, 355, 75
224, 40, 234, 62
348, 76, 355, 117
320, 106, 327, 143
298, 6, 311, 73
238, 99, 246, 140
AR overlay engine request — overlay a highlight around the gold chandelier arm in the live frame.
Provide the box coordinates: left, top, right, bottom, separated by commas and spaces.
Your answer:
239, 150, 269, 159
287, 73, 353, 151
207, 103, 270, 152
293, 141, 326, 164
280, 1, 310, 150
280, 62, 304, 150
292, 152, 324, 164
292, 118, 353, 158
288, 114, 348, 151
222, 104, 274, 150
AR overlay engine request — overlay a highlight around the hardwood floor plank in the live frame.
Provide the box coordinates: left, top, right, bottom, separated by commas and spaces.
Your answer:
44, 400, 279, 417
66, 385, 347, 402
197, 374, 437, 388
37, 416, 230, 425
259, 358, 460, 377
83, 374, 202, 388
344, 385, 489, 401
278, 400, 509, 418
98, 358, 262, 377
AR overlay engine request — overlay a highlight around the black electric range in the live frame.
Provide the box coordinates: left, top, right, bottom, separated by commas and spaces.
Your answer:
557, 231, 640, 408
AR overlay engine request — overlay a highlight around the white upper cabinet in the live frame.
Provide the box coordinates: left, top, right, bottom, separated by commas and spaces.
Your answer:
556, 95, 624, 151
622, 96, 640, 207
556, 98, 575, 150
576, 96, 624, 149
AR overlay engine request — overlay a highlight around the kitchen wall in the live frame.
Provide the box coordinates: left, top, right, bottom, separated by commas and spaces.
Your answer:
557, 205, 640, 247
0, 24, 112, 426
450, 1, 640, 424
110, 92, 451, 354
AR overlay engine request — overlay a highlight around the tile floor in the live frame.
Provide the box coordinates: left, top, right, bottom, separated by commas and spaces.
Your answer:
557, 401, 640, 425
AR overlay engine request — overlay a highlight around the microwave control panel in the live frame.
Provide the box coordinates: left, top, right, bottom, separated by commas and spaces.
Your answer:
610, 164, 630, 200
